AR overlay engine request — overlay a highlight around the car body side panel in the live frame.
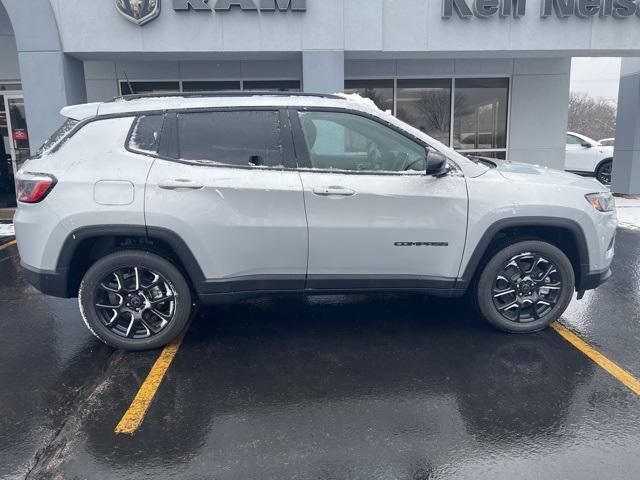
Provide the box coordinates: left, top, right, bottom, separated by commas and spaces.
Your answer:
300, 171, 469, 281
461, 168, 617, 280
144, 160, 308, 286
14, 116, 152, 271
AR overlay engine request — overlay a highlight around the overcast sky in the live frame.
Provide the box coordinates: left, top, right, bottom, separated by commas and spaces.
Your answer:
570, 57, 621, 101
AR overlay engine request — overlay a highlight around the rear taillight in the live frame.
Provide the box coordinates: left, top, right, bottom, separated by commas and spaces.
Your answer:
16, 172, 57, 203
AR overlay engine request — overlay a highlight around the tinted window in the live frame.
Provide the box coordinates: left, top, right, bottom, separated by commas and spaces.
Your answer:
120, 81, 180, 95
298, 111, 427, 173
453, 78, 509, 150
177, 110, 283, 167
182, 81, 241, 92
344, 79, 394, 112
243, 80, 301, 92
129, 115, 164, 154
34, 118, 78, 158
566, 134, 583, 145
397, 79, 452, 146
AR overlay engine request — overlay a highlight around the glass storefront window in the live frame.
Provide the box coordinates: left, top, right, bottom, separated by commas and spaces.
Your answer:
120, 81, 181, 95
453, 78, 508, 151
0, 94, 29, 209
463, 150, 507, 160
344, 80, 394, 113
243, 80, 300, 92
396, 79, 452, 146
182, 81, 241, 92
0, 95, 14, 208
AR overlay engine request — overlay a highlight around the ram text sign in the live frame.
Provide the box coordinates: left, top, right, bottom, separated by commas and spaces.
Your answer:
442, 0, 640, 19
116, 0, 306, 26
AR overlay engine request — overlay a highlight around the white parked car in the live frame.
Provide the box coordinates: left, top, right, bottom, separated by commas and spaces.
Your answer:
565, 132, 614, 185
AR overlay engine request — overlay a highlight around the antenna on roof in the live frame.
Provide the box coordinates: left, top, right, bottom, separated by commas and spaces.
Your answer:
122, 70, 134, 95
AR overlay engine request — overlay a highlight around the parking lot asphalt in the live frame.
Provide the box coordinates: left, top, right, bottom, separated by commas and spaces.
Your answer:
1, 230, 640, 480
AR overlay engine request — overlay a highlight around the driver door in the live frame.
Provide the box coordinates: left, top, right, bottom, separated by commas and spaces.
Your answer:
565, 133, 596, 172
292, 109, 468, 291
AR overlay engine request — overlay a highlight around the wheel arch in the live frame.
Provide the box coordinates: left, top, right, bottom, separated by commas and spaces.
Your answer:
57, 225, 205, 298
595, 157, 613, 173
458, 217, 590, 293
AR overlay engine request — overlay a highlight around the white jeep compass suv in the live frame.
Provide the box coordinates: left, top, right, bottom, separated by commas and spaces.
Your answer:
14, 92, 617, 350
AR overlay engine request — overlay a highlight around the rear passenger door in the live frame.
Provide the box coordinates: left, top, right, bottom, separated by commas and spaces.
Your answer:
144, 108, 308, 296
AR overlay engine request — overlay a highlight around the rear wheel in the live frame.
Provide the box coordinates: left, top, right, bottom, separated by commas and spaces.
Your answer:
79, 250, 192, 350
596, 159, 612, 186
475, 241, 574, 333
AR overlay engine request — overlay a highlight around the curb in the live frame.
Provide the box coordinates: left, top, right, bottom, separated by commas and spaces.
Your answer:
0, 236, 16, 248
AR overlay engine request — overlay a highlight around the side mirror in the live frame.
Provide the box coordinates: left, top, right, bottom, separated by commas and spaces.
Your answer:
426, 150, 449, 177
581, 142, 592, 148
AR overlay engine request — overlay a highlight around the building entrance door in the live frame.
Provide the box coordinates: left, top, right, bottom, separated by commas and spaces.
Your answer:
0, 93, 30, 208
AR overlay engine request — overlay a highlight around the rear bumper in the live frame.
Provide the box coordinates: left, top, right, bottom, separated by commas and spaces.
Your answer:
21, 262, 71, 298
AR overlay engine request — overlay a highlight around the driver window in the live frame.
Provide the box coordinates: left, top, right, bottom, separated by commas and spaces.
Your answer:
298, 111, 427, 173
566, 134, 583, 145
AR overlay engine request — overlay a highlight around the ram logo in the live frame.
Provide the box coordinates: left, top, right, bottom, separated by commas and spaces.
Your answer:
394, 242, 449, 247
116, 0, 161, 26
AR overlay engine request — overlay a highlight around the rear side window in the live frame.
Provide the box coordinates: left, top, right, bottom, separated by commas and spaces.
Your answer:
129, 115, 164, 154
175, 110, 283, 167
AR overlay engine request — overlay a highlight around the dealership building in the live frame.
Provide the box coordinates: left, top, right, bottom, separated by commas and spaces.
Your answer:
1, 0, 640, 208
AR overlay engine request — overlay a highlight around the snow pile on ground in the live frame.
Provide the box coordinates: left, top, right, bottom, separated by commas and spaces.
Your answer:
0, 222, 14, 237
615, 196, 640, 230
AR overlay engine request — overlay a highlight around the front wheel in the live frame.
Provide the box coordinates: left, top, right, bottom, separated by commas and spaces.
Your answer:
596, 160, 612, 186
474, 241, 575, 333
79, 250, 192, 350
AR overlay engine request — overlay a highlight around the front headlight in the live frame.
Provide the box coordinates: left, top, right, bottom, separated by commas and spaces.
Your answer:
585, 192, 615, 212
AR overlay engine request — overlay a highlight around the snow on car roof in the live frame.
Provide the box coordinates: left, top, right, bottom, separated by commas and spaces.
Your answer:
61, 92, 389, 121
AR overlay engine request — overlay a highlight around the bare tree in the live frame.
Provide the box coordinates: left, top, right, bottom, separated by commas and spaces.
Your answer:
568, 92, 617, 141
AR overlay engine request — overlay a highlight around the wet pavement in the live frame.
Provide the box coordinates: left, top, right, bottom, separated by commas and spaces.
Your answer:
1, 229, 640, 480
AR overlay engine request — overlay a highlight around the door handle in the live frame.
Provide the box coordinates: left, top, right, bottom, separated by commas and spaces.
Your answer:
312, 186, 356, 197
158, 179, 204, 190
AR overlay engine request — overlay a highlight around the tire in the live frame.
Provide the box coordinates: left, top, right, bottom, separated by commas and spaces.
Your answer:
596, 159, 612, 186
474, 241, 575, 333
79, 250, 192, 351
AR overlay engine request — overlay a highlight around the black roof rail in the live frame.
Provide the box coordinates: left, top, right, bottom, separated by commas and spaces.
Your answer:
108, 90, 344, 102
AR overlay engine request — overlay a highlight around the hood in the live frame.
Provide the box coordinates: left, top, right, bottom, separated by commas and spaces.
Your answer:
495, 160, 605, 190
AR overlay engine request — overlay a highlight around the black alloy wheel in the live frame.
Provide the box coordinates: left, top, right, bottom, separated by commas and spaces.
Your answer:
94, 266, 176, 339
491, 252, 563, 323
475, 240, 575, 333
79, 250, 192, 350
596, 160, 612, 186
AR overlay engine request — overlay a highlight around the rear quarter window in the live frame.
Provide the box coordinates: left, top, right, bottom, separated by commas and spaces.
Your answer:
128, 115, 164, 155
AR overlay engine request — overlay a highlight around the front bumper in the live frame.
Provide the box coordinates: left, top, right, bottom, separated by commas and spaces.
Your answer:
21, 262, 71, 298
578, 267, 612, 294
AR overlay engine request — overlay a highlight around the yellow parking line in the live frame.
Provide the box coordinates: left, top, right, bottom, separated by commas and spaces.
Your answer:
552, 322, 640, 395
0, 239, 16, 252
115, 330, 187, 434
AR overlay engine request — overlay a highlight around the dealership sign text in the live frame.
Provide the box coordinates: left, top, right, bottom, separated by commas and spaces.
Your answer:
442, 0, 640, 18
116, 0, 306, 26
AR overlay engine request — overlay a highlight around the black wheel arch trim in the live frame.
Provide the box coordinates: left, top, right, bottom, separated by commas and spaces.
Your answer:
456, 216, 591, 292
595, 157, 613, 174
53, 225, 206, 298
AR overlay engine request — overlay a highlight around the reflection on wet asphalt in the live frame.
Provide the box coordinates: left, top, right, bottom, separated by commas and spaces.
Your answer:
1, 229, 640, 480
